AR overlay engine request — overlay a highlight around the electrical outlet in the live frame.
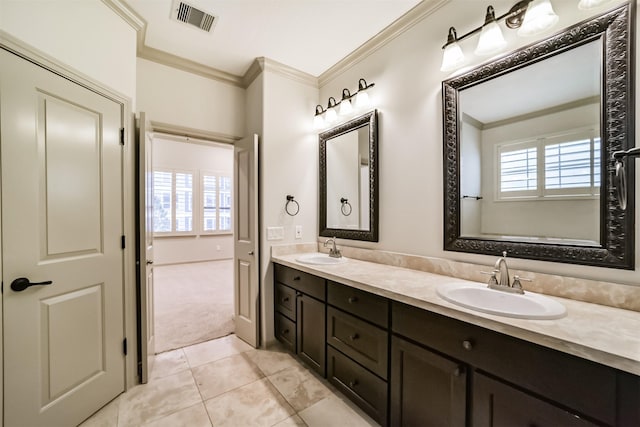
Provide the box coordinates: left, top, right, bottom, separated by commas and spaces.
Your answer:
295, 225, 302, 239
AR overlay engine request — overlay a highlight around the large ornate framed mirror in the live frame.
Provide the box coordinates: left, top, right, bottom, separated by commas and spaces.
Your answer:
319, 110, 378, 241
442, 3, 635, 269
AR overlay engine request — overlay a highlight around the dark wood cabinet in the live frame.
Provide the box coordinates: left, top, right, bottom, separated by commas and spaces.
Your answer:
473, 372, 598, 427
274, 264, 327, 377
390, 335, 466, 427
296, 293, 326, 376
273, 263, 640, 427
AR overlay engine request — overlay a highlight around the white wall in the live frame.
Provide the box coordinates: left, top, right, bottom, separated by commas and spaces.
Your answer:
0, 0, 137, 100
153, 136, 234, 265
252, 69, 319, 345
137, 58, 245, 137
317, 0, 639, 286
460, 119, 482, 236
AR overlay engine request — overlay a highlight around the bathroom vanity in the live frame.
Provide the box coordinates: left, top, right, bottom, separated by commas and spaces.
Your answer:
272, 255, 640, 427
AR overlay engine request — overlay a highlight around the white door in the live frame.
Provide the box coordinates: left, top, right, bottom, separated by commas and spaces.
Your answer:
136, 112, 155, 383
0, 49, 125, 426
233, 134, 260, 347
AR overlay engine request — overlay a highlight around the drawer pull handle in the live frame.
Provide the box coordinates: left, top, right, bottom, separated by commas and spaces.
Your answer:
348, 296, 358, 303
282, 329, 289, 335
462, 340, 473, 351
293, 276, 301, 281
282, 297, 289, 303
349, 380, 358, 388
349, 333, 359, 341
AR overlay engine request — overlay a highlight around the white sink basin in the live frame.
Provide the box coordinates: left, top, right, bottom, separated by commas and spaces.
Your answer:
296, 253, 347, 265
436, 282, 566, 320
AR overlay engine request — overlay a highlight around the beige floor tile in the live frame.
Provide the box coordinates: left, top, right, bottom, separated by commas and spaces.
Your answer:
298, 396, 378, 427
150, 348, 190, 380
272, 414, 307, 427
268, 365, 333, 412
183, 334, 253, 368
192, 353, 264, 400
79, 395, 120, 427
118, 370, 202, 427
204, 378, 295, 427
245, 347, 300, 376
142, 402, 212, 427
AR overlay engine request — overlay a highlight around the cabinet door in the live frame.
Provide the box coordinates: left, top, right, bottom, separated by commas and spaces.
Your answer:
473, 372, 599, 427
297, 293, 326, 376
390, 336, 466, 427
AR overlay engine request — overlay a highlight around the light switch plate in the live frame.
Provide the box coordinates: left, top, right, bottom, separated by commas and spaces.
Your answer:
295, 225, 302, 239
267, 226, 284, 241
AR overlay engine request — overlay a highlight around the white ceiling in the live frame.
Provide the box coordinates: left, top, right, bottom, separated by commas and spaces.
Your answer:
125, 0, 423, 77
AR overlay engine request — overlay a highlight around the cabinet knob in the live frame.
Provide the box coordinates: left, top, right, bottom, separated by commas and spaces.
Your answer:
349, 379, 358, 388
349, 333, 359, 341
282, 297, 289, 303
453, 366, 464, 377
462, 340, 474, 351
293, 276, 301, 281
282, 329, 289, 335
348, 296, 358, 304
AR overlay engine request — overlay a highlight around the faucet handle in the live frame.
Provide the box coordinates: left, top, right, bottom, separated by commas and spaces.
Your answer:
480, 270, 499, 287
512, 275, 531, 291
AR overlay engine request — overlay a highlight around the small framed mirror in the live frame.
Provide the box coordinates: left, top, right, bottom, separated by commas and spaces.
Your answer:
442, 4, 634, 269
319, 110, 378, 241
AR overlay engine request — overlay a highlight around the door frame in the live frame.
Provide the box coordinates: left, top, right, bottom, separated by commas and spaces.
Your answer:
0, 31, 139, 397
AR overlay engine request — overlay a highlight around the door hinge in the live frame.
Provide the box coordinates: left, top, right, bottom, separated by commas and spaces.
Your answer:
120, 128, 125, 145
123, 338, 128, 356
121, 235, 126, 249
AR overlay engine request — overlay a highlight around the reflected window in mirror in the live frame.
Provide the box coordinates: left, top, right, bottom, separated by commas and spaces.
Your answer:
320, 110, 378, 241
443, 3, 634, 269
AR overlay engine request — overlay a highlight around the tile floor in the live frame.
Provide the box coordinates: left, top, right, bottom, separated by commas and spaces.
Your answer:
80, 335, 378, 427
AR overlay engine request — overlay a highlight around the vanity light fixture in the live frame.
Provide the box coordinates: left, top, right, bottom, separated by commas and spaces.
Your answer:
440, 0, 559, 72
313, 78, 375, 130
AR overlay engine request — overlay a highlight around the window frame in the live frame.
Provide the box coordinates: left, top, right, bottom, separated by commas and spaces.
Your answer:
152, 168, 196, 236
495, 128, 601, 202
200, 170, 233, 236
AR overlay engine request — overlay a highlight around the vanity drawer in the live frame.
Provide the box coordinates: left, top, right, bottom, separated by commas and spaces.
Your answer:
274, 264, 325, 301
327, 346, 388, 426
328, 281, 389, 328
327, 306, 388, 379
392, 302, 616, 425
275, 283, 296, 320
275, 312, 295, 353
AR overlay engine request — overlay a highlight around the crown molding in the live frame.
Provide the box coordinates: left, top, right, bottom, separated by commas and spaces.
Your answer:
139, 45, 245, 87
244, 57, 318, 88
101, 0, 145, 31
150, 121, 241, 145
319, 0, 450, 87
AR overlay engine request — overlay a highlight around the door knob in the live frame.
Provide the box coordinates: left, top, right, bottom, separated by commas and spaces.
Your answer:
11, 277, 53, 292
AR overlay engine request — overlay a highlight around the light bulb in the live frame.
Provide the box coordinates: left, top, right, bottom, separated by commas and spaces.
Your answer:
339, 99, 353, 116
441, 41, 465, 71
325, 108, 337, 124
354, 91, 370, 109
475, 21, 507, 56
313, 114, 324, 129
518, 0, 559, 37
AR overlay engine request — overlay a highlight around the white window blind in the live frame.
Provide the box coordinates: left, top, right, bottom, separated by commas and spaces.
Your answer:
500, 146, 537, 194
152, 170, 194, 233
202, 173, 232, 233
152, 171, 172, 232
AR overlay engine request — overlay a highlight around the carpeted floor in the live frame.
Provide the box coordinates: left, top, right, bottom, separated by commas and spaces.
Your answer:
153, 260, 235, 353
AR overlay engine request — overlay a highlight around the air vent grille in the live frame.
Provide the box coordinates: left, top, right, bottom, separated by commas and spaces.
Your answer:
171, 1, 217, 33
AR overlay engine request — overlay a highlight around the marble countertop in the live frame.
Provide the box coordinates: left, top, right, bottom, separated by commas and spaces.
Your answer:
272, 253, 640, 376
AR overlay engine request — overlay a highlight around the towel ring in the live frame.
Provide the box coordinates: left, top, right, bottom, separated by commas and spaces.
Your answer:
615, 160, 627, 211
340, 197, 352, 216
285, 195, 299, 216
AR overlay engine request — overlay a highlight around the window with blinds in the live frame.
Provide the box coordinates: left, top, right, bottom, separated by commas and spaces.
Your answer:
152, 170, 194, 233
202, 173, 232, 233
497, 129, 600, 200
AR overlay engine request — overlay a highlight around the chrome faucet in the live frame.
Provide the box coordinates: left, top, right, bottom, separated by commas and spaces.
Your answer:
495, 251, 510, 287
323, 237, 342, 258
482, 251, 527, 294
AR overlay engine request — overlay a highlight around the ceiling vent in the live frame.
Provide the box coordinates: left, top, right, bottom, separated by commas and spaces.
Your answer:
170, 1, 217, 33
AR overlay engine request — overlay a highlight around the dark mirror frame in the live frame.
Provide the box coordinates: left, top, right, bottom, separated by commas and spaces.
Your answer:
442, 3, 635, 269
319, 110, 379, 242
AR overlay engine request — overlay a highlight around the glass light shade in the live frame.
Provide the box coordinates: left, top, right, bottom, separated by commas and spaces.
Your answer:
474, 21, 507, 56
325, 107, 337, 124
578, 0, 613, 9
518, 0, 559, 37
339, 99, 353, 116
440, 42, 465, 71
313, 114, 324, 129
354, 91, 370, 109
